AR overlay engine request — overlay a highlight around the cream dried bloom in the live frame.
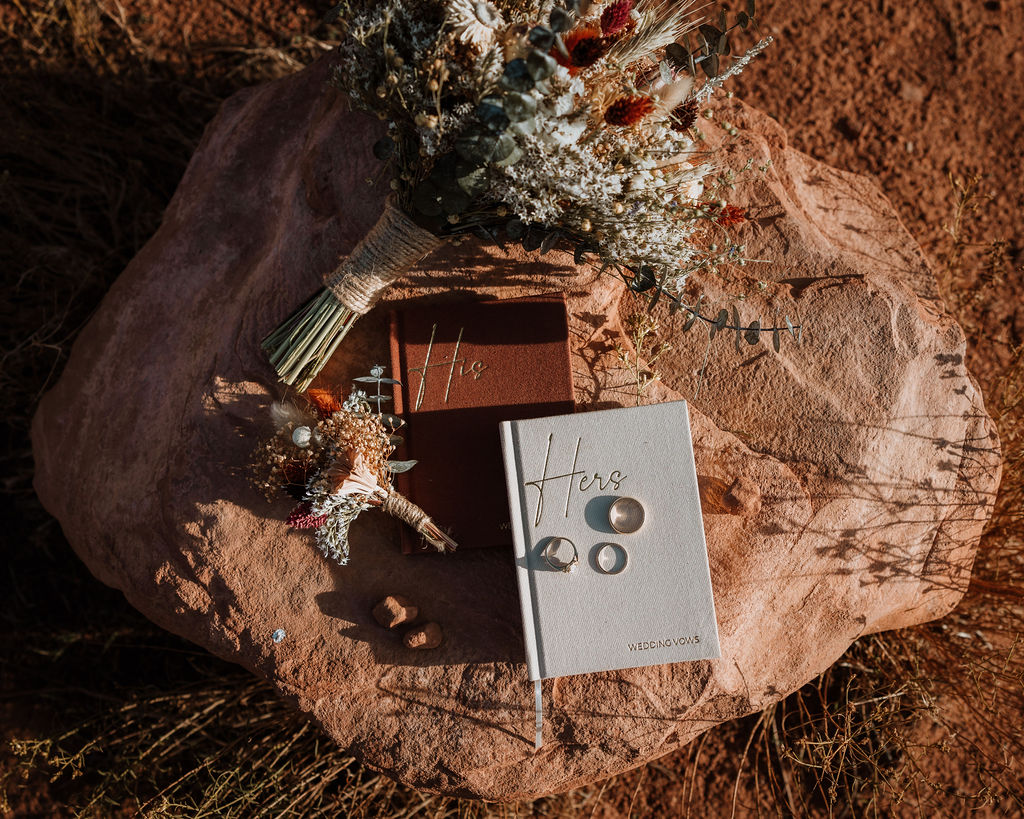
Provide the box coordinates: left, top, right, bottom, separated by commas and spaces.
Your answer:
449, 0, 503, 50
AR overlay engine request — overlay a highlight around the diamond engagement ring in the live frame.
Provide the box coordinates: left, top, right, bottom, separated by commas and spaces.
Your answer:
542, 537, 579, 573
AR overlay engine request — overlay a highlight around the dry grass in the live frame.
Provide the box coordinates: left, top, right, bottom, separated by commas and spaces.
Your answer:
3, 2, 1022, 817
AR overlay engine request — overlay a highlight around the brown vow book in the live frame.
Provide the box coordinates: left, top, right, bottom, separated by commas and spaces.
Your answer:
389, 295, 575, 553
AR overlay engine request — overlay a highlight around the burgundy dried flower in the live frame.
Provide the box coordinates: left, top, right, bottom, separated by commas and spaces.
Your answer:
670, 99, 698, 131
600, 0, 633, 36
605, 95, 656, 126
288, 501, 327, 529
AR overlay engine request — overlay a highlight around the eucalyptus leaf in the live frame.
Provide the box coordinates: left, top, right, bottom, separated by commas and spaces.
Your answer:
785, 314, 796, 339
500, 59, 534, 92
454, 130, 498, 164
387, 459, 418, 474
745, 319, 761, 345
553, 33, 570, 60
747, 0, 756, 18
510, 116, 538, 136
528, 25, 555, 50
490, 132, 517, 163
372, 136, 395, 161
503, 92, 537, 122
733, 305, 742, 351
527, 49, 558, 81
506, 218, 527, 240
665, 43, 689, 70
540, 231, 560, 255
717, 32, 730, 55
493, 144, 523, 167
522, 230, 543, 252
710, 308, 728, 339
702, 52, 720, 78
476, 101, 510, 133
549, 7, 573, 32
682, 308, 699, 332
628, 266, 657, 292
456, 163, 487, 196
738, 10, 749, 28
772, 325, 781, 352
699, 24, 721, 50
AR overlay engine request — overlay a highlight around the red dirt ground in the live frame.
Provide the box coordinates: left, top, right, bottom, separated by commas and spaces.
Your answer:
4, 0, 1022, 815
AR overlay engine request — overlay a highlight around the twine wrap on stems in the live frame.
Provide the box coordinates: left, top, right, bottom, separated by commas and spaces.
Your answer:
325, 198, 443, 315
381, 490, 457, 553
262, 197, 442, 391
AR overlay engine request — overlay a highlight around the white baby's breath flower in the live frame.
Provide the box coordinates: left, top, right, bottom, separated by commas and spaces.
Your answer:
536, 116, 588, 147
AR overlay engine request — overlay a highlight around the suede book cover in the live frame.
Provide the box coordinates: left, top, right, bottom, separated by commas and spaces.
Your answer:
389, 295, 575, 553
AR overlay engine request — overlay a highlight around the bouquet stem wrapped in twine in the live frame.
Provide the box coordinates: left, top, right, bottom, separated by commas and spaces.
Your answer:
374, 490, 457, 553
262, 198, 442, 391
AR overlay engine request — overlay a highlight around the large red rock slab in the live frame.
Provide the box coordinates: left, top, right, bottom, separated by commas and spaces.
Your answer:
31, 53, 1000, 800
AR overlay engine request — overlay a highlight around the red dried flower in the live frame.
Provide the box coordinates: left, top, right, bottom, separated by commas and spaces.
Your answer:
307, 388, 342, 417
600, 0, 633, 36
605, 95, 656, 127
288, 501, 327, 529
713, 204, 746, 227
670, 99, 698, 132
554, 27, 609, 70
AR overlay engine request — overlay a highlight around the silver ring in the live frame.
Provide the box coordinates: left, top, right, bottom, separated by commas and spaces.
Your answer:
608, 496, 645, 534
542, 537, 579, 573
595, 542, 629, 574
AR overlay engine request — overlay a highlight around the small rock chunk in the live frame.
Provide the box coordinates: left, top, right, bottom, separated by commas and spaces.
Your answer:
723, 476, 762, 517
372, 595, 418, 629
404, 622, 443, 649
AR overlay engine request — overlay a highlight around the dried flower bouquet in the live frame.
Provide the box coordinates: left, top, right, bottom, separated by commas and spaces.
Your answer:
263, 0, 771, 390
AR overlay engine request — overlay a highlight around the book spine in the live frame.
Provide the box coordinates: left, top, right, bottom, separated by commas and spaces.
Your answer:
679, 401, 722, 658
498, 421, 542, 681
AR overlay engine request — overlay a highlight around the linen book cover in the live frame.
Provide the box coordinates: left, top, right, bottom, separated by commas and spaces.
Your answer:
389, 295, 575, 553
499, 401, 721, 680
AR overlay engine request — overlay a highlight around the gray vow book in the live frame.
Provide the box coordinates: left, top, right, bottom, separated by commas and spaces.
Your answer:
499, 401, 721, 680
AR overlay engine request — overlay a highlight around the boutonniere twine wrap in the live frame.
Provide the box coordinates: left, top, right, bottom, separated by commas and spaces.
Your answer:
263, 0, 772, 390
255, 386, 457, 564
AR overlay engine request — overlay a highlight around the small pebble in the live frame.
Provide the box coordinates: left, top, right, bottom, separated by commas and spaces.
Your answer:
404, 622, 443, 650
723, 476, 762, 517
372, 595, 418, 629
